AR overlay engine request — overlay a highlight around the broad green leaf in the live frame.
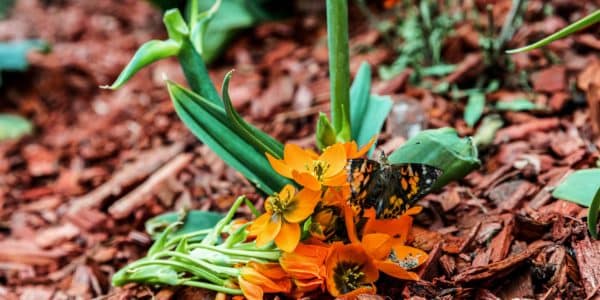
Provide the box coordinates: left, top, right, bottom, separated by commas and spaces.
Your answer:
389, 127, 480, 190
355, 94, 393, 156
221, 71, 283, 158
464, 92, 485, 127
177, 39, 221, 106
349, 62, 392, 154
0, 114, 33, 141
168, 81, 292, 194
196, 0, 255, 64
589, 187, 600, 239
0, 39, 48, 71
507, 10, 600, 54
350, 62, 371, 136
112, 264, 180, 286
495, 98, 543, 111
326, 0, 351, 142
316, 113, 337, 150
552, 169, 600, 207
146, 210, 224, 239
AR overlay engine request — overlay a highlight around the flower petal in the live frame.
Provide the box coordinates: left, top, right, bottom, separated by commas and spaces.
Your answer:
275, 222, 301, 252
249, 213, 271, 236
284, 188, 321, 223
255, 214, 282, 248
361, 233, 393, 260
322, 171, 348, 187
325, 243, 379, 297
354, 136, 377, 158
319, 143, 347, 178
292, 170, 321, 191
390, 245, 429, 269
284, 144, 313, 172
238, 276, 263, 300
374, 260, 420, 281
266, 152, 292, 178
363, 214, 413, 244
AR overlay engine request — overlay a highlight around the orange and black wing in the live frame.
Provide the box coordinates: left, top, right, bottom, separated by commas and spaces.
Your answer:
376, 164, 442, 218
346, 159, 380, 215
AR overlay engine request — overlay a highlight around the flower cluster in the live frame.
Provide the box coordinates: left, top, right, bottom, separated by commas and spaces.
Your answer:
240, 140, 429, 299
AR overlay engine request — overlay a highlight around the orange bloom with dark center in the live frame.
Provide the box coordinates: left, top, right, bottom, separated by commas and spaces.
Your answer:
344, 207, 428, 280
238, 262, 291, 300
325, 243, 379, 298
266, 143, 347, 191
250, 184, 320, 252
280, 242, 330, 295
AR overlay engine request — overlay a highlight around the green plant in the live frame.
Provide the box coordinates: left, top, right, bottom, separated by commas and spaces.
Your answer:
552, 169, 600, 239
378, 0, 459, 81
507, 9, 600, 54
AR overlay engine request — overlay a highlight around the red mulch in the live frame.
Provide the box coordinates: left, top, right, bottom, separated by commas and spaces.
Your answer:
1, 0, 600, 299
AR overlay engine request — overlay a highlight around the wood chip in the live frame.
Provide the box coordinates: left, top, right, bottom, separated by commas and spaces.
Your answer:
572, 237, 600, 298
108, 153, 193, 218
68, 143, 184, 213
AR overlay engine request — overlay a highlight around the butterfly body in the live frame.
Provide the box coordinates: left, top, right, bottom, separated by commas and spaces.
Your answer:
347, 158, 442, 219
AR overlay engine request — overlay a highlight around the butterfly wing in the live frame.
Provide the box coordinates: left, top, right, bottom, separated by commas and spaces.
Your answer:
346, 159, 380, 215
376, 163, 443, 218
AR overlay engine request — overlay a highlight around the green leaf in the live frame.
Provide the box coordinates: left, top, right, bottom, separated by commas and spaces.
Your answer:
189, 0, 222, 56
316, 113, 337, 150
0, 114, 33, 141
495, 98, 543, 111
354, 94, 393, 156
388, 127, 480, 190
349, 62, 392, 154
350, 62, 371, 136
146, 210, 224, 240
106, 9, 187, 90
168, 81, 292, 194
0, 0, 15, 19
472, 114, 504, 148
464, 92, 485, 127
0, 39, 48, 71
507, 9, 600, 54
177, 39, 221, 106
105, 39, 180, 89
112, 264, 180, 286
552, 169, 600, 207
589, 187, 600, 239
326, 0, 352, 142
221, 71, 284, 158
195, 0, 256, 64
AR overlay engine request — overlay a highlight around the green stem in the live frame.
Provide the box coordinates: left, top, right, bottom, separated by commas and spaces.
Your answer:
326, 0, 352, 142
202, 196, 247, 245
181, 280, 243, 295
130, 259, 225, 285
158, 251, 240, 277
188, 0, 198, 28
244, 198, 261, 218
189, 244, 281, 261
164, 229, 213, 248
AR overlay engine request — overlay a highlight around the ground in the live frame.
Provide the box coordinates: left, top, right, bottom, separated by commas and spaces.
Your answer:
1, 0, 600, 299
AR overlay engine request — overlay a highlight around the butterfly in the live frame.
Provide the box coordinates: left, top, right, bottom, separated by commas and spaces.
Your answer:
346, 155, 442, 219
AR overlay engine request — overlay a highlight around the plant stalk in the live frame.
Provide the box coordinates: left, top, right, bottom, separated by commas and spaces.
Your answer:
326, 0, 352, 142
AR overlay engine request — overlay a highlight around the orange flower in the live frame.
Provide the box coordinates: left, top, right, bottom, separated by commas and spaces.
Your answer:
280, 242, 330, 295
266, 143, 347, 191
343, 208, 428, 281
249, 184, 320, 252
238, 262, 291, 300
325, 243, 379, 298
360, 232, 427, 281
343, 136, 376, 159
